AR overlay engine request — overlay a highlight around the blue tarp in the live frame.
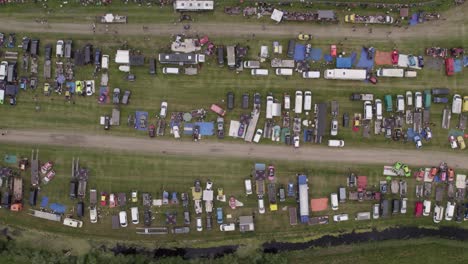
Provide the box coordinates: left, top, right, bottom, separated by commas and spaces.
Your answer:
67, 82, 75, 93
306, 48, 322, 61
135, 111, 149, 131
184, 122, 214, 136
50, 203, 66, 214
336, 57, 352, 68
409, 13, 419, 26
454, 59, 463, 73
463, 56, 468, 67
324, 54, 333, 62
40, 196, 49, 208
294, 44, 305, 61
356, 48, 375, 70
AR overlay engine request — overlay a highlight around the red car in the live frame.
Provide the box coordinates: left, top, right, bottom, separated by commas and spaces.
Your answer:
100, 192, 107, 206
330, 45, 337, 57
414, 201, 423, 217
445, 58, 454, 76
149, 124, 156, 138
391, 50, 399, 65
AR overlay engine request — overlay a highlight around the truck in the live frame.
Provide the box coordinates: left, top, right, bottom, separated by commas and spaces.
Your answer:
345, 14, 394, 24
376, 68, 404, 78
90, 189, 97, 205
270, 58, 295, 68
226, 46, 236, 69
267, 183, 277, 211
43, 60, 51, 79
256, 180, 265, 198
77, 180, 87, 199
11, 177, 23, 211
298, 174, 309, 223
324, 69, 367, 80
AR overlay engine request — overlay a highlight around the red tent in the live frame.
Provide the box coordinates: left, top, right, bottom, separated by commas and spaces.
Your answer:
357, 176, 367, 191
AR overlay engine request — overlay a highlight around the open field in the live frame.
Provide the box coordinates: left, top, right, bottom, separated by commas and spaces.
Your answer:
0, 33, 466, 152
0, 143, 467, 254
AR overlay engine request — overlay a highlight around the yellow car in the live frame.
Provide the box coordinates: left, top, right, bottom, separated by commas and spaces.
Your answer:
463, 96, 468, 112
75, 81, 83, 95
43, 83, 50, 96
457, 136, 466, 150
298, 34, 312, 41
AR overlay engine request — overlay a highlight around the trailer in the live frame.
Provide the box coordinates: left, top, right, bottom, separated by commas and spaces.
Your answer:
376, 68, 404, 78
383, 166, 399, 177
256, 180, 265, 198
89, 189, 97, 205
331, 100, 339, 117
459, 114, 467, 130
267, 183, 277, 211
345, 14, 394, 24
289, 207, 298, 225
298, 174, 309, 223
442, 108, 451, 129
30, 149, 39, 187
226, 46, 236, 69
324, 69, 367, 80
413, 112, 422, 133
99, 13, 128, 24
13, 177, 23, 202
43, 60, 51, 79
244, 111, 260, 143
271, 58, 295, 68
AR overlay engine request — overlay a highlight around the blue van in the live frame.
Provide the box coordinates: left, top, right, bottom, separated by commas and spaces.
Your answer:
216, 207, 223, 224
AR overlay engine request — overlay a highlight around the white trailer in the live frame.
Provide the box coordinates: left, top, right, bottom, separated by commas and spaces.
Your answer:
324, 69, 367, 80
456, 174, 466, 189
298, 175, 309, 224
376, 68, 405, 78
226, 46, 236, 69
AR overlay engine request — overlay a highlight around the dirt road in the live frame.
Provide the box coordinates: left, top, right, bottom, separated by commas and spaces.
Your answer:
1, 129, 467, 169
0, 4, 465, 39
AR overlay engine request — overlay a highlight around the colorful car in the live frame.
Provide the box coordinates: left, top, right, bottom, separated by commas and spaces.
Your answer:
298, 34, 312, 41
40, 161, 53, 175
100, 192, 107, 206
75, 81, 83, 95
449, 135, 458, 149
393, 162, 403, 173
267, 165, 275, 181
402, 165, 411, 177
330, 45, 337, 57
391, 50, 399, 64
457, 136, 466, 150
109, 193, 116, 208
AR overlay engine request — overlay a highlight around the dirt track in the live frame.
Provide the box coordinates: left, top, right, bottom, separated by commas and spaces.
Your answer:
1, 129, 467, 169
0, 4, 466, 39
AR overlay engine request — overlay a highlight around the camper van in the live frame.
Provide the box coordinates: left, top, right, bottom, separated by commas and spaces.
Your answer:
244, 179, 253, 195
338, 187, 346, 203
258, 198, 265, 214
328, 140, 344, 147
243, 61, 260, 69
330, 193, 339, 211
452, 94, 462, 114
162, 67, 179, 75
375, 99, 383, 120
423, 200, 432, 216
355, 212, 371, 221
396, 95, 405, 112
63, 218, 83, 228
119, 211, 128, 227
56, 40, 64, 57
295, 91, 303, 114
302, 71, 320, 79
304, 91, 312, 111
363, 101, 373, 120
266, 95, 273, 119
102, 54, 109, 70
251, 69, 269, 76
220, 223, 236, 232
275, 68, 293, 76
415, 92, 423, 109
445, 201, 455, 221
131, 207, 139, 224
226, 46, 236, 69
287, 40, 295, 58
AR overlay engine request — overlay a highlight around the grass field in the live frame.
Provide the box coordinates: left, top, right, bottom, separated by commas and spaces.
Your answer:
0, 143, 467, 255
0, 32, 466, 152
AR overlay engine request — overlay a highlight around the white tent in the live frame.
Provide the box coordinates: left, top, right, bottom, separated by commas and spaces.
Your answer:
456, 174, 466, 189
271, 9, 284, 23
104, 13, 115, 23
272, 103, 282, 117
115, 50, 130, 64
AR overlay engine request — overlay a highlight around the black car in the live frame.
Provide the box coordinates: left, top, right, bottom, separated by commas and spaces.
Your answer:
22, 37, 30, 52
206, 214, 212, 230
126, 73, 136, 81
69, 181, 77, 199
305, 129, 313, 142
433, 97, 448, 104
349, 93, 361, 101
76, 202, 84, 217
122, 90, 131, 105
254, 92, 261, 106
366, 47, 374, 60
193, 125, 200, 141
393, 128, 402, 141
431, 88, 450, 95
149, 58, 156, 75
104, 116, 110, 130
241, 93, 249, 109
94, 48, 101, 66
342, 113, 350, 127
418, 56, 424, 68
455, 204, 464, 223
144, 209, 152, 227
227, 92, 234, 110
30, 39, 39, 56
217, 46, 224, 66
84, 44, 93, 64
29, 188, 38, 206
44, 44, 52, 60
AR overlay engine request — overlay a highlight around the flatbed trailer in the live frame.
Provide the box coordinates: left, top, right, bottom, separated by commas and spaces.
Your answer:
244, 111, 260, 142
289, 207, 297, 225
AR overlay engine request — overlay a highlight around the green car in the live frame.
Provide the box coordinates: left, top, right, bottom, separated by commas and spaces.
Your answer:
402, 165, 411, 177
393, 162, 403, 172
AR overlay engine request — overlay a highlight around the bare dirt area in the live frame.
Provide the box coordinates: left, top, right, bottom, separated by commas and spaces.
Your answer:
0, 4, 465, 39
1, 129, 467, 169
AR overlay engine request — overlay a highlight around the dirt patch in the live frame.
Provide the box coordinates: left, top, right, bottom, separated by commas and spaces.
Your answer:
263, 226, 468, 253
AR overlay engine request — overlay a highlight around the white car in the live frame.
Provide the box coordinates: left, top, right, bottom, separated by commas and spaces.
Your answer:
423, 200, 432, 216
172, 126, 180, 139
0, 61, 8, 80
375, 99, 383, 120
293, 135, 300, 148
102, 54, 110, 70
89, 206, 97, 223
372, 204, 380, 219
56, 40, 64, 57
119, 211, 128, 227
330, 119, 338, 136
406, 91, 413, 106
400, 198, 407, 214
206, 180, 213, 190
433, 205, 444, 224
253, 129, 263, 143
85, 80, 94, 96
258, 198, 265, 214
333, 214, 349, 222
284, 94, 290, 110
196, 217, 203, 232
160, 101, 168, 118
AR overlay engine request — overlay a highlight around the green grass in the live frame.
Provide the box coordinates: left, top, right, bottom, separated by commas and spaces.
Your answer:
0, 33, 466, 152
0, 143, 467, 252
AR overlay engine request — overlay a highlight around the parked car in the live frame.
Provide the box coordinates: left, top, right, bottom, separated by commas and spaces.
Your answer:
373, 204, 380, 219
457, 136, 466, 150
408, 55, 416, 66
100, 192, 107, 206
85, 81, 94, 96
112, 88, 120, 104
342, 113, 349, 127
122, 90, 131, 105
333, 214, 349, 222
449, 135, 458, 149
391, 50, 399, 64
160, 101, 168, 118
330, 45, 337, 57
267, 165, 275, 181
433, 205, 444, 223
217, 117, 224, 139
253, 129, 263, 143
196, 217, 203, 232
431, 88, 450, 95
418, 56, 424, 68
330, 119, 338, 136
414, 135, 422, 149
433, 97, 448, 103
406, 91, 413, 106
241, 94, 249, 109
227, 92, 234, 110
293, 135, 300, 148
193, 125, 200, 141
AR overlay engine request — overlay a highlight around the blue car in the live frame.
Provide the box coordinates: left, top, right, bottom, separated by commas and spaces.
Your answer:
216, 207, 223, 224
408, 55, 416, 67
287, 182, 295, 197
414, 135, 422, 149
418, 56, 424, 68
433, 97, 448, 104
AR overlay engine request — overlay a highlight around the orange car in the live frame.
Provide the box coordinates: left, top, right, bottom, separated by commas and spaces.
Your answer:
330, 45, 337, 57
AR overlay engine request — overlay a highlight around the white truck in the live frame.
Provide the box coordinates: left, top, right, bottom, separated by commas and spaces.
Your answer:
324, 69, 367, 80
376, 68, 404, 78
271, 58, 295, 68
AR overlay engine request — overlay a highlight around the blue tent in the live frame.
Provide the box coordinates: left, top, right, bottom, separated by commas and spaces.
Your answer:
40, 196, 49, 208
306, 48, 322, 61
454, 59, 462, 73
50, 203, 66, 214
294, 44, 305, 61
336, 57, 352, 68
184, 122, 214, 136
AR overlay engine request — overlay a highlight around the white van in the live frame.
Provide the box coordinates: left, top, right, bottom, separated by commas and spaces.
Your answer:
102, 54, 110, 70
302, 71, 320, 79
423, 200, 431, 216
63, 218, 83, 228
220, 223, 236, 231
56, 40, 64, 57
266, 96, 273, 119
400, 198, 407, 214
396, 95, 405, 112
284, 94, 290, 110
119, 211, 128, 227
295, 91, 303, 114
433, 205, 444, 223
131, 207, 139, 224
372, 204, 380, 219
275, 68, 293, 76
304, 91, 312, 111
244, 61, 261, 69
406, 91, 413, 106
445, 201, 455, 221
90, 206, 97, 223
253, 129, 263, 143
172, 126, 181, 139
196, 217, 203, 231
452, 94, 462, 114
251, 69, 269, 76
244, 179, 253, 195
363, 101, 373, 120
162, 67, 179, 75
375, 99, 383, 120
0, 61, 8, 80
258, 198, 265, 214
330, 193, 339, 211
415, 92, 423, 109
328, 140, 344, 147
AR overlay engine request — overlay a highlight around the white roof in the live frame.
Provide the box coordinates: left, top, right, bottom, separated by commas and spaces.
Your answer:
202, 190, 214, 201
104, 13, 115, 23
271, 9, 284, 22
456, 174, 466, 189
398, 54, 422, 70
228, 120, 240, 138
298, 184, 309, 217
174, 0, 214, 10
29, 210, 62, 222
272, 103, 282, 117
115, 50, 130, 64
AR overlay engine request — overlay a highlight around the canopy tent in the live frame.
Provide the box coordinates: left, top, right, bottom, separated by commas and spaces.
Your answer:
115, 50, 130, 64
